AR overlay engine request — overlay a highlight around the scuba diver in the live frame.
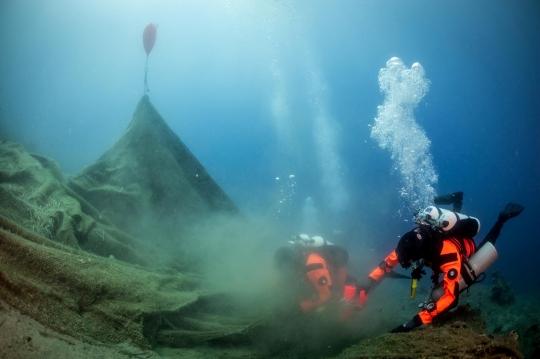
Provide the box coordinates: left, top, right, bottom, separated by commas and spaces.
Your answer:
274, 234, 357, 316
270, 235, 364, 356
354, 192, 524, 333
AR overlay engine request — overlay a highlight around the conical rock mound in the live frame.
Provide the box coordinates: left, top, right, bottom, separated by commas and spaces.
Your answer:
69, 96, 238, 238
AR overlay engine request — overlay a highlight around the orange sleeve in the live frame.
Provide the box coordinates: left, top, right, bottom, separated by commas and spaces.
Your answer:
300, 253, 332, 312
368, 250, 400, 282
418, 241, 461, 324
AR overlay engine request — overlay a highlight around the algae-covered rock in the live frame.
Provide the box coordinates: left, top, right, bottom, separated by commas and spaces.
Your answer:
330, 305, 523, 359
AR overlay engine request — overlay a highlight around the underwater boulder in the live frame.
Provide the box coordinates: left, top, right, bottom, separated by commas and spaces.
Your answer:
69, 96, 238, 239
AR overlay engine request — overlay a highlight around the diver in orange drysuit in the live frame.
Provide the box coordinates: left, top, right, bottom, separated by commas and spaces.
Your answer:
274, 234, 355, 315
355, 192, 524, 333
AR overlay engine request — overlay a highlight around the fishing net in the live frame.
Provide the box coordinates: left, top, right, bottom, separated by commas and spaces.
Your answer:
0, 96, 256, 351
0, 141, 153, 265
0, 216, 258, 349
68, 95, 238, 240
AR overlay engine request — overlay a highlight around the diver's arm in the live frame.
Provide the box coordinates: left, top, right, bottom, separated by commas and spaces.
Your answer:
368, 250, 400, 282
358, 250, 400, 307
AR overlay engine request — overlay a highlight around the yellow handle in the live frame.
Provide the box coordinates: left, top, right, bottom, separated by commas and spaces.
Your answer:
411, 278, 418, 300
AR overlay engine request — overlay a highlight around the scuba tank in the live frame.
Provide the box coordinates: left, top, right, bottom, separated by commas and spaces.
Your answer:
429, 241, 498, 303
416, 206, 481, 238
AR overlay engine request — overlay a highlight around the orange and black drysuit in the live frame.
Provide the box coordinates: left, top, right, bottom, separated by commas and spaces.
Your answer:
274, 243, 358, 316
363, 201, 524, 333
299, 250, 348, 312
368, 237, 475, 325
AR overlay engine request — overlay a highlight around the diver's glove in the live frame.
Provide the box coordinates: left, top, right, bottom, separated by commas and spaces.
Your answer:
356, 277, 376, 307
411, 266, 426, 280
358, 277, 376, 293
498, 203, 525, 224
390, 315, 422, 333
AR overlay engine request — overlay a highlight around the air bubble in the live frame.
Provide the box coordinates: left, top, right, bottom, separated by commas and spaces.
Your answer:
371, 57, 437, 213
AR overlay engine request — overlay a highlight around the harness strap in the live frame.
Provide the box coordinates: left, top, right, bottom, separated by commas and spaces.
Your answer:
447, 238, 477, 286
438, 252, 458, 264
306, 263, 324, 272
461, 263, 476, 286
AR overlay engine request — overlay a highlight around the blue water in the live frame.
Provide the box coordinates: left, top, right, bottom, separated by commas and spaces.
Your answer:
1, 0, 539, 291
